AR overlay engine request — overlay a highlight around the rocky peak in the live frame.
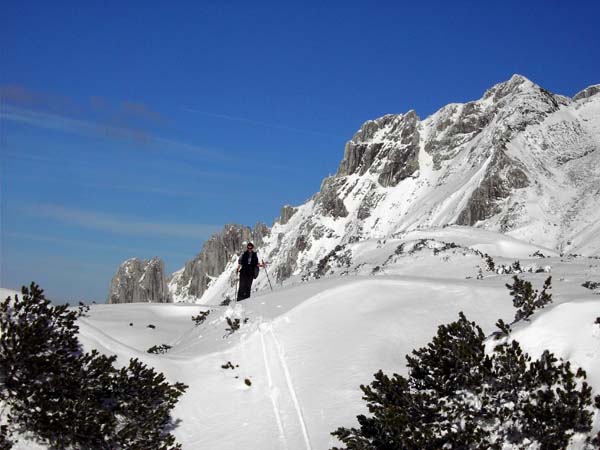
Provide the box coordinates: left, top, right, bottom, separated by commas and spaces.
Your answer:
337, 110, 420, 187
107, 257, 170, 304
169, 222, 270, 300
276, 205, 298, 226
425, 74, 570, 171
348, 111, 417, 143
573, 84, 600, 102
482, 74, 567, 122
483, 74, 535, 101
334, 75, 561, 192
251, 222, 270, 247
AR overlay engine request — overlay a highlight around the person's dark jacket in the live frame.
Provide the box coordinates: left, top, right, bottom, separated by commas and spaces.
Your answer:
238, 251, 259, 277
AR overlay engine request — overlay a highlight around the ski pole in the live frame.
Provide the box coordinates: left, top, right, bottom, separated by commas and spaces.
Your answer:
234, 270, 239, 305
262, 259, 273, 291
232, 251, 240, 305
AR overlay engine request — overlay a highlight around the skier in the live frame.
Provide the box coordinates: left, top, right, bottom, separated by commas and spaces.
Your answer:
236, 242, 262, 301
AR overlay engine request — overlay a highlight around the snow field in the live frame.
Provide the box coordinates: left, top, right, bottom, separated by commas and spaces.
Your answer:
76, 246, 600, 449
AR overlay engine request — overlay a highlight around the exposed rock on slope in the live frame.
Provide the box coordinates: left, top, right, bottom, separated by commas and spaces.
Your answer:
169, 223, 269, 301
337, 110, 420, 186
107, 257, 170, 304
277, 205, 298, 225
455, 150, 529, 226
573, 84, 600, 102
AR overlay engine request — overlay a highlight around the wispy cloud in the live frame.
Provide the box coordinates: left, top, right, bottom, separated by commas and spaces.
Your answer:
1, 105, 147, 142
122, 101, 166, 125
1, 84, 308, 172
0, 84, 80, 115
1, 85, 41, 105
79, 181, 216, 198
1, 84, 193, 152
1, 143, 234, 180
22, 204, 222, 240
4, 231, 193, 260
1, 84, 165, 127
5, 231, 146, 254
0, 105, 229, 161
182, 107, 343, 138
151, 135, 232, 161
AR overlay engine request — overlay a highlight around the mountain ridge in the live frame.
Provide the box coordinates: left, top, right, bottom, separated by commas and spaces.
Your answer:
107, 75, 600, 304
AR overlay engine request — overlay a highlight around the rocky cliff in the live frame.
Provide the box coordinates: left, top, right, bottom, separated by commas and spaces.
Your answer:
107, 257, 170, 304
168, 223, 269, 301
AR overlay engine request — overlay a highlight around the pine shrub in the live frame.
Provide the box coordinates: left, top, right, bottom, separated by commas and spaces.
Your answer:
0, 283, 187, 449
147, 344, 172, 354
331, 312, 593, 450
192, 310, 210, 326
506, 275, 552, 322
111, 359, 187, 449
225, 317, 241, 335
0, 425, 12, 450
582, 281, 600, 291
484, 254, 495, 272
77, 301, 90, 317
512, 260, 523, 272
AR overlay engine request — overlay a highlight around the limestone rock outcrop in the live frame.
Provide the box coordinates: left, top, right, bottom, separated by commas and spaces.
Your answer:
169, 223, 269, 300
107, 257, 170, 304
572, 84, 600, 102
337, 110, 420, 186
277, 205, 298, 225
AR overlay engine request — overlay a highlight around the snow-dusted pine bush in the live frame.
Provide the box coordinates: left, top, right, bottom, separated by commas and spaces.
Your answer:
484, 254, 496, 272
0, 283, 187, 450
0, 425, 12, 450
225, 317, 241, 336
506, 275, 553, 322
331, 312, 595, 450
147, 344, 173, 354
192, 310, 210, 326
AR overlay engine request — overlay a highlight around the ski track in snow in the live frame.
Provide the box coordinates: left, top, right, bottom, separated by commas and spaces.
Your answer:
77, 317, 145, 357
258, 321, 313, 450
259, 325, 288, 450
269, 326, 313, 450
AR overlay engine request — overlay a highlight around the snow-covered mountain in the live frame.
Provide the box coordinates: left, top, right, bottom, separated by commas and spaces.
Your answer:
166, 74, 600, 304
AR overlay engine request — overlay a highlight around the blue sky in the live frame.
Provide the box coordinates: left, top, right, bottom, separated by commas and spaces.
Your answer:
1, 1, 599, 303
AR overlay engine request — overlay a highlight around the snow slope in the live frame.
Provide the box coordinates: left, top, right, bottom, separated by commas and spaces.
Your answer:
10, 229, 599, 449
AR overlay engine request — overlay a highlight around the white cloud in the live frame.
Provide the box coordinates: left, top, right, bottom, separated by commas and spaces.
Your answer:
0, 105, 225, 160
23, 204, 222, 240
1, 106, 99, 135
